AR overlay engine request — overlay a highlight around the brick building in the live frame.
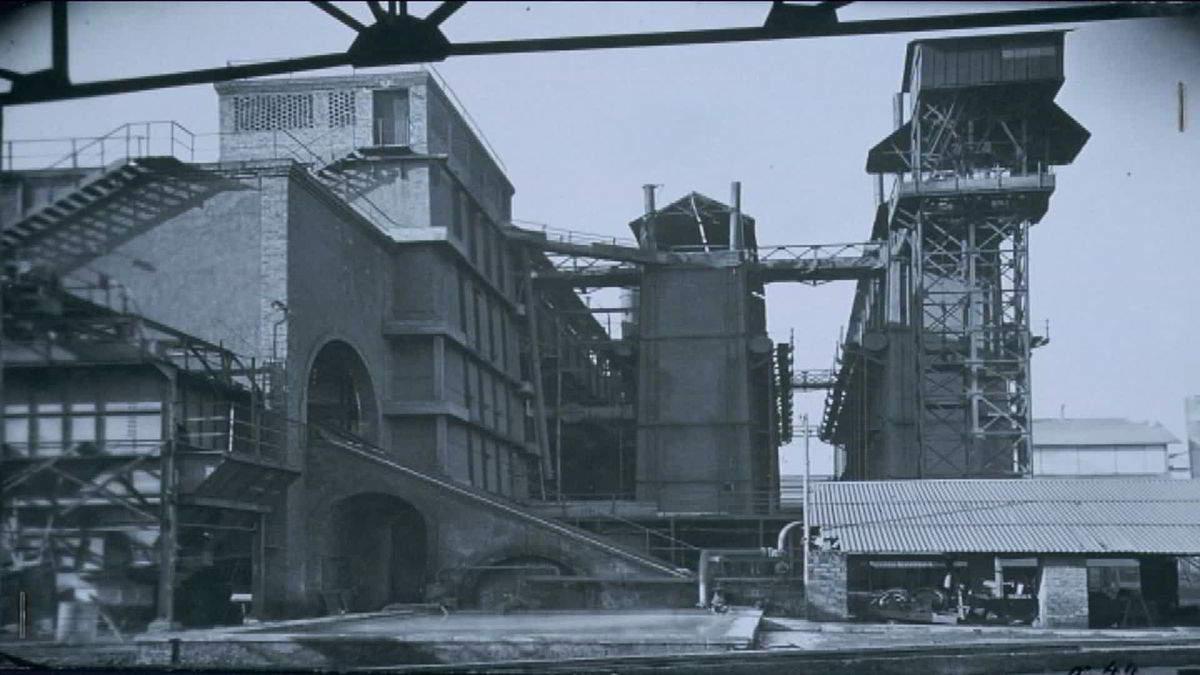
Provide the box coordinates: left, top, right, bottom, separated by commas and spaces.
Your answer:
0, 71, 693, 632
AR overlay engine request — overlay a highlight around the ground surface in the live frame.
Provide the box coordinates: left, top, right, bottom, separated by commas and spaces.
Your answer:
241, 608, 761, 644
6, 611, 1200, 672
760, 617, 1200, 650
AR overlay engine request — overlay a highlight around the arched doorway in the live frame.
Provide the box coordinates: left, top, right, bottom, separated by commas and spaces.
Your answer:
328, 493, 427, 612
307, 340, 378, 442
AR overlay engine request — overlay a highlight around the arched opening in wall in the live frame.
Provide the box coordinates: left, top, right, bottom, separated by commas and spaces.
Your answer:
307, 340, 378, 443
326, 493, 427, 612
468, 556, 583, 611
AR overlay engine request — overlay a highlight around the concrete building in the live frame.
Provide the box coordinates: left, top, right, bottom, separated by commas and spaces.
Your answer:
1031, 418, 1184, 479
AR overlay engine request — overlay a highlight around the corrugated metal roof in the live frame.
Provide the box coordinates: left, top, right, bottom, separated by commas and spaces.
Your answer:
1033, 418, 1181, 447
809, 478, 1200, 555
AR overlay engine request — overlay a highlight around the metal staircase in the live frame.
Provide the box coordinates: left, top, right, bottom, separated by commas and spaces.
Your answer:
2, 157, 244, 272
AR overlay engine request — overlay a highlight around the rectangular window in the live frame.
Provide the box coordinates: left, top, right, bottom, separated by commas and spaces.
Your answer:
466, 432, 476, 486
468, 208, 480, 266
473, 290, 485, 352
451, 187, 464, 240
4, 406, 31, 457
372, 89, 410, 146
458, 277, 470, 337
36, 414, 64, 457
104, 402, 162, 455
498, 448, 510, 497
499, 313, 509, 371
488, 304, 498, 363
480, 439, 492, 491
483, 227, 495, 281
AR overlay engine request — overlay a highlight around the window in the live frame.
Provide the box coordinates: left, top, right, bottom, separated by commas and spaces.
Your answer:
451, 187, 464, 240
481, 227, 493, 280
499, 313, 509, 371
473, 290, 485, 352
104, 402, 163, 456
468, 208, 480, 266
4, 404, 31, 457
488, 304, 498, 362
233, 93, 315, 131
372, 89, 410, 146
458, 277, 470, 336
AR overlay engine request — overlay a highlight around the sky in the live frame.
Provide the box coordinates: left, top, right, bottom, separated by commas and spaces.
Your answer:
2, 1, 1198, 476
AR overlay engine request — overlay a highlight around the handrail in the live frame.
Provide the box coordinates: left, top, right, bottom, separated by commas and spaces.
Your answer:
312, 425, 690, 578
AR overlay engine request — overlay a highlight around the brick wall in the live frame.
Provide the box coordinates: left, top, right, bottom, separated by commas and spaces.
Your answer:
1037, 557, 1089, 627
807, 550, 850, 620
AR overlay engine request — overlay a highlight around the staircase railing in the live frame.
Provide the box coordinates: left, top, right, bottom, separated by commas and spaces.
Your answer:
310, 425, 691, 578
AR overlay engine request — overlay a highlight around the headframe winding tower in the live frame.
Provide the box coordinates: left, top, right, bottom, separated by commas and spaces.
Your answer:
826, 30, 1090, 478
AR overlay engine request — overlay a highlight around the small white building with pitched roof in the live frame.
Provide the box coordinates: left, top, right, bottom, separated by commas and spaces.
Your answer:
1031, 418, 1185, 479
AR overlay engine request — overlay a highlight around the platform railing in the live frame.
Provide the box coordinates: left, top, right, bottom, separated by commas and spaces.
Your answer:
510, 219, 639, 249
2, 121, 197, 171
532, 488, 803, 516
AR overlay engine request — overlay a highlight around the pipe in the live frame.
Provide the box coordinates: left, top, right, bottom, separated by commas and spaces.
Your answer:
776, 520, 805, 553
728, 181, 742, 251
270, 300, 288, 364
697, 549, 711, 607
641, 184, 657, 251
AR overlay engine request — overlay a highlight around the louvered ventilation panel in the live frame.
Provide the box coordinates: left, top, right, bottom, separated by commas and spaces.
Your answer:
233, 93, 316, 132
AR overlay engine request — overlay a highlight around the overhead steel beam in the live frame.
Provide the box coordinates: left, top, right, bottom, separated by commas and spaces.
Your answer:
426, 0, 467, 26
310, 1, 368, 31
1, 3, 1196, 106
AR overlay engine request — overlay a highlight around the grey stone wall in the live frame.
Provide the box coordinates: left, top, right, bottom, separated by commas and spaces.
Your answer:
1037, 557, 1089, 628
807, 550, 850, 620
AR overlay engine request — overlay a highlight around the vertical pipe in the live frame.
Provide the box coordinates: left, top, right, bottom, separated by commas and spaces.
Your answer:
155, 371, 180, 629
967, 222, 980, 472
1180, 81, 1187, 133
802, 414, 810, 591
729, 181, 742, 251
641, 184, 657, 251
522, 251, 551, 499
554, 316, 564, 501
253, 513, 267, 621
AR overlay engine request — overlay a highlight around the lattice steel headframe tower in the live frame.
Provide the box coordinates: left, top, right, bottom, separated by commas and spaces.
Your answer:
857, 31, 1090, 477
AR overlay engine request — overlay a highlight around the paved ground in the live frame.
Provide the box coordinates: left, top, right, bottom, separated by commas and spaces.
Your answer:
761, 617, 1200, 651
227, 608, 763, 645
